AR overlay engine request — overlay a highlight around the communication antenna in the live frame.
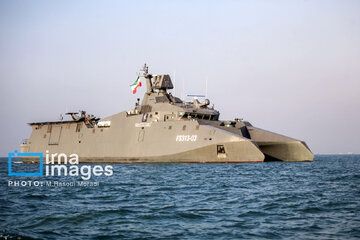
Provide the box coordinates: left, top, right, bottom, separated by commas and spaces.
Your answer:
173, 71, 176, 96
182, 79, 185, 101
205, 76, 208, 98
140, 63, 148, 75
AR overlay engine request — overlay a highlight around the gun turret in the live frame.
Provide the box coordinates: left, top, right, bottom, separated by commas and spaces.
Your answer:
193, 98, 210, 108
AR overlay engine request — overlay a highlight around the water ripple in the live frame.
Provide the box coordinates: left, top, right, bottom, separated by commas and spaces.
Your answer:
1, 155, 360, 239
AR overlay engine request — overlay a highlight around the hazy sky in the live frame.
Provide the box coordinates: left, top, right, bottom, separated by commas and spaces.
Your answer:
0, 0, 359, 156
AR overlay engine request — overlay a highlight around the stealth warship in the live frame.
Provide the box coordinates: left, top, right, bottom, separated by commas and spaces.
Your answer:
21, 64, 314, 163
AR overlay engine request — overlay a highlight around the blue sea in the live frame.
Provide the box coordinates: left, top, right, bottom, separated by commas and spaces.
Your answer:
1, 155, 360, 239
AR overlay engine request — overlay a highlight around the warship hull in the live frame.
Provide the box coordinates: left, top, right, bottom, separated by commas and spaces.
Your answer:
21, 112, 267, 163
199, 120, 313, 162
21, 112, 313, 163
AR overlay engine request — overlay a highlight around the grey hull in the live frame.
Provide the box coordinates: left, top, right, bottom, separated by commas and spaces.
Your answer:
21, 140, 265, 163
198, 120, 314, 162
21, 116, 265, 163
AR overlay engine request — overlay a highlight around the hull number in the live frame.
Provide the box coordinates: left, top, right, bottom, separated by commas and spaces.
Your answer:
176, 135, 197, 142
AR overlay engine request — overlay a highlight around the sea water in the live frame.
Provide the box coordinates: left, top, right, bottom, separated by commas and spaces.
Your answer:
1, 155, 359, 239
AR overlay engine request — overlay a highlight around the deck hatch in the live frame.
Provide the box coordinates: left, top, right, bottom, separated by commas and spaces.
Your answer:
217, 145, 227, 159
48, 126, 62, 145
138, 130, 145, 142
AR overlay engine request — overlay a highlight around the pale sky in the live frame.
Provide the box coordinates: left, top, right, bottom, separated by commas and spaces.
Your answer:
0, 0, 359, 156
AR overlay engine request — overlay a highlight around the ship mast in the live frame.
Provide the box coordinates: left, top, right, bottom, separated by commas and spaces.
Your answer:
140, 63, 153, 94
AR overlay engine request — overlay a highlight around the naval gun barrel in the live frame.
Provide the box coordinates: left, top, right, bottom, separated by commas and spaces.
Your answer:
193, 98, 210, 108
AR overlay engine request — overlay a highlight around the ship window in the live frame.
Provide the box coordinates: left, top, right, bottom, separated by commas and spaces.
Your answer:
155, 112, 158, 115
47, 125, 52, 133
92, 129, 95, 134
169, 126, 172, 130
183, 113, 188, 119
217, 145, 225, 153
43, 134, 46, 139
182, 125, 186, 131
196, 125, 199, 131
76, 123, 82, 132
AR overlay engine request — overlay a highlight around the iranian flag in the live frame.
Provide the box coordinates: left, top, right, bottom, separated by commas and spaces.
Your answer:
130, 76, 142, 94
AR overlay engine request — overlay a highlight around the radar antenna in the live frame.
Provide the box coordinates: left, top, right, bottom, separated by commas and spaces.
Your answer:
140, 63, 149, 75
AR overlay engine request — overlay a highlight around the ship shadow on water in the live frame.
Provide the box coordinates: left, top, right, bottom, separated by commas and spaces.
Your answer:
263, 154, 283, 162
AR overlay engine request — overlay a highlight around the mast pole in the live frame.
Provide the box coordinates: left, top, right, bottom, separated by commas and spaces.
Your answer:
141, 63, 153, 93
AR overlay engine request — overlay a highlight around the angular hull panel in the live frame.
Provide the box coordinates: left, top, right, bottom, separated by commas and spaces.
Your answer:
22, 113, 265, 163
197, 121, 314, 162
247, 127, 314, 162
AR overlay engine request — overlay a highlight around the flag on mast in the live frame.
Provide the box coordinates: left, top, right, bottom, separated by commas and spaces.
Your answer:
130, 76, 142, 94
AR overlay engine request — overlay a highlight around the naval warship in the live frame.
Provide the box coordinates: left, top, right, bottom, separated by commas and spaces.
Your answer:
20, 64, 314, 163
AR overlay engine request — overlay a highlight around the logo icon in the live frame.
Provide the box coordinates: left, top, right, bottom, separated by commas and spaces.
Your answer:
8, 150, 43, 176
142, 113, 148, 122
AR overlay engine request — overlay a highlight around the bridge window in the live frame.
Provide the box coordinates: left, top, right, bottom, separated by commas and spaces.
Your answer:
181, 112, 219, 121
